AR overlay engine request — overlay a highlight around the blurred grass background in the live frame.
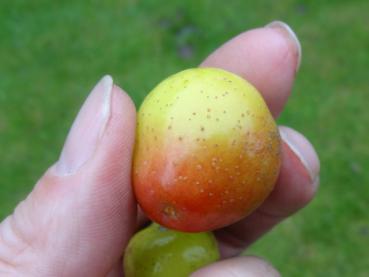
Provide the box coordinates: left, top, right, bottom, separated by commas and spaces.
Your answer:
0, 0, 368, 276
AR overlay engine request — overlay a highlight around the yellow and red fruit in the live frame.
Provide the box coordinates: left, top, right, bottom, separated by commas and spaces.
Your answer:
133, 68, 281, 232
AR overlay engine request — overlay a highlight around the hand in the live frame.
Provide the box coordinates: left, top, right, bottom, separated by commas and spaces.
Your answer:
0, 21, 319, 276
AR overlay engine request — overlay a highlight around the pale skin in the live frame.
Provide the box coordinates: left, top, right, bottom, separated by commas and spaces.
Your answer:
0, 21, 320, 276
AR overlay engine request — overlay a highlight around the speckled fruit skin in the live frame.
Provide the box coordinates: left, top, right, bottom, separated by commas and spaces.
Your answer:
124, 223, 219, 277
133, 67, 281, 232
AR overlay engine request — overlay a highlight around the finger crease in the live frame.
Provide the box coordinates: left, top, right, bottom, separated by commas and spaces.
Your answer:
215, 228, 248, 252
255, 208, 288, 221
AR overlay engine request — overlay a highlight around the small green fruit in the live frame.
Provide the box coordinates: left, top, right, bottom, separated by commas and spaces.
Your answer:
124, 223, 219, 277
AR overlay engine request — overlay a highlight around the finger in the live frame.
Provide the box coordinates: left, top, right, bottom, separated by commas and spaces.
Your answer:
191, 256, 280, 277
0, 76, 137, 276
201, 21, 301, 118
200, 21, 317, 256
215, 126, 320, 257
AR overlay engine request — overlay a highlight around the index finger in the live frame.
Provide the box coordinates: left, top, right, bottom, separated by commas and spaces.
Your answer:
200, 22, 319, 258
201, 21, 301, 118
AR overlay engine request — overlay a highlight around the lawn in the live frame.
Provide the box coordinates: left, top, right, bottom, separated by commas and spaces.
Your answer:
1, 0, 368, 276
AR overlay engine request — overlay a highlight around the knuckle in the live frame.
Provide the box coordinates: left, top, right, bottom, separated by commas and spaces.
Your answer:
0, 207, 35, 275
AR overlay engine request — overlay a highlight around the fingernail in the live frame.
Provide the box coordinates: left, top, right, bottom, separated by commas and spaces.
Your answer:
265, 20, 302, 70
55, 75, 113, 175
279, 126, 320, 185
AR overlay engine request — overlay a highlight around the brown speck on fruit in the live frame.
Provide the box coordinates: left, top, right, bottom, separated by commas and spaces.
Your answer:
168, 125, 172, 130
163, 205, 178, 220
192, 112, 197, 116
200, 126, 205, 132
178, 136, 183, 141
211, 158, 217, 166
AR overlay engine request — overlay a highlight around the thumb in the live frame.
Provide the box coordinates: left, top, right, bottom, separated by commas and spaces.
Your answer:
0, 76, 136, 276
191, 256, 280, 277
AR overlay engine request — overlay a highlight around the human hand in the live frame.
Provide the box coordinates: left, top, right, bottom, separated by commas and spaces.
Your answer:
0, 21, 319, 276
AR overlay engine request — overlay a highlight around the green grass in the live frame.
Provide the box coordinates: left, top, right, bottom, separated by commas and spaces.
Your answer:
1, 0, 368, 276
